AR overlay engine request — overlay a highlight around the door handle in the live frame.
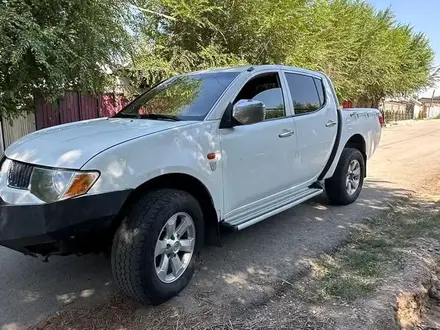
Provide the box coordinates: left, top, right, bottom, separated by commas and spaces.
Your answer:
279, 130, 294, 138
325, 120, 337, 128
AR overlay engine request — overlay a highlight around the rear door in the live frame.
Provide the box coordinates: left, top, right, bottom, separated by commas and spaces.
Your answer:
282, 71, 338, 184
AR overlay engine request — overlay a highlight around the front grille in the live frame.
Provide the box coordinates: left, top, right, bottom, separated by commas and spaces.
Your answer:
7, 161, 34, 189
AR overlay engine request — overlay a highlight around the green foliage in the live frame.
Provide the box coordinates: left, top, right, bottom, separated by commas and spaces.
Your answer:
0, 0, 435, 118
0, 0, 131, 118
129, 0, 434, 106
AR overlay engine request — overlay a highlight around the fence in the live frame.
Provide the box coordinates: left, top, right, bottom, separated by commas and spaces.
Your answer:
2, 93, 434, 151
34, 92, 130, 130
0, 112, 36, 151
382, 110, 413, 123
0, 92, 130, 151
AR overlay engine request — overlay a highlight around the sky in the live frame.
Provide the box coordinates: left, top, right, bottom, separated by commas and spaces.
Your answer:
368, 0, 439, 97
368, 0, 439, 66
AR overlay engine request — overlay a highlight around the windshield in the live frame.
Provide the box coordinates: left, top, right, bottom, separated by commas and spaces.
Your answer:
115, 71, 239, 121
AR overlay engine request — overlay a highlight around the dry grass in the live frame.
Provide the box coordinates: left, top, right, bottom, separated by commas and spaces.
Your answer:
30, 296, 135, 330
31, 300, 336, 330
304, 197, 440, 302
133, 306, 335, 330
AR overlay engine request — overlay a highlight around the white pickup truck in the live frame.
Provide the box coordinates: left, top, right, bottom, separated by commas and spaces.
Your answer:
0, 65, 382, 304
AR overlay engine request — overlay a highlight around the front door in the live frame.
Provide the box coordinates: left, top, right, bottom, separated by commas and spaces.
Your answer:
283, 71, 338, 184
219, 71, 298, 218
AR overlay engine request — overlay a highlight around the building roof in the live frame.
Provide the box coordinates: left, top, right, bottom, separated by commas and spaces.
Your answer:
419, 95, 440, 103
384, 97, 422, 105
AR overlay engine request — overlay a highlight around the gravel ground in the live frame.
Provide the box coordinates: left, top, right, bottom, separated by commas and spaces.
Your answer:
1, 119, 440, 330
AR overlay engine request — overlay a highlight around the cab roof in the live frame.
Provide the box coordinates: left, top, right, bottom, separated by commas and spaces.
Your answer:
188, 65, 325, 78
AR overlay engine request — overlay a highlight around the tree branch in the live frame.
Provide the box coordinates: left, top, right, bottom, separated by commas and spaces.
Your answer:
129, 4, 177, 21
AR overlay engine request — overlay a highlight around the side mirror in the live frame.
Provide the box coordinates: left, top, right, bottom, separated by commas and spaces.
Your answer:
232, 100, 266, 125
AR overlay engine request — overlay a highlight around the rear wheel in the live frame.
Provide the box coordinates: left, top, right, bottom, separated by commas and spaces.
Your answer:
325, 148, 365, 205
111, 189, 204, 304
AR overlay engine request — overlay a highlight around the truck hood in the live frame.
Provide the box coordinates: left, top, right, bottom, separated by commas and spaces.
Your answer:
5, 118, 194, 168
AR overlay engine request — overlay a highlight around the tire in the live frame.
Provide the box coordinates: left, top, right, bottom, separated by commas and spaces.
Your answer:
111, 189, 204, 305
325, 148, 365, 205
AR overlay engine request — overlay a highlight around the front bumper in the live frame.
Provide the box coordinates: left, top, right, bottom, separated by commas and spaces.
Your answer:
0, 190, 131, 256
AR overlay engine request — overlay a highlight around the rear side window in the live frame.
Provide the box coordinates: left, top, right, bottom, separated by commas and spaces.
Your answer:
285, 73, 323, 115
314, 78, 325, 105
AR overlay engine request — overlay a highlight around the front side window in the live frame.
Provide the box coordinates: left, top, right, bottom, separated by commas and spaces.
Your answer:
285, 73, 322, 115
116, 72, 239, 121
234, 73, 286, 120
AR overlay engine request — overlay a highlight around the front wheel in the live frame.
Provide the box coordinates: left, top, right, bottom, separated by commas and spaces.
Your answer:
111, 189, 204, 304
325, 148, 365, 205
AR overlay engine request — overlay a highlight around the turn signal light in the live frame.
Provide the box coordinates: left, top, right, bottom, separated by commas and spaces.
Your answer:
64, 173, 99, 199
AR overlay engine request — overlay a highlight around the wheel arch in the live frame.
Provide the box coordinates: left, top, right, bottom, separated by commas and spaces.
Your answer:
113, 173, 221, 246
344, 134, 367, 176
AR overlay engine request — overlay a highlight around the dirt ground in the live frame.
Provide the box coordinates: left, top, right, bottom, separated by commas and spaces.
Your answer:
31, 175, 440, 330
2, 119, 440, 330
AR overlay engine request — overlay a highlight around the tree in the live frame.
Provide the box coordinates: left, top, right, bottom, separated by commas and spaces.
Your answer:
0, 0, 131, 119
127, 0, 434, 106
1, 0, 434, 117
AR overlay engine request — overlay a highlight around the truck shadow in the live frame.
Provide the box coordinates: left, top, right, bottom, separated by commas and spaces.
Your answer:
0, 180, 413, 329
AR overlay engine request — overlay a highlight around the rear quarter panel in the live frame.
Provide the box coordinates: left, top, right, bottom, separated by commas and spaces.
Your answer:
324, 108, 382, 179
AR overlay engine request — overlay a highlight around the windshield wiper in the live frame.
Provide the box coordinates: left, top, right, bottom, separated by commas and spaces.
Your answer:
137, 113, 182, 121
113, 112, 182, 121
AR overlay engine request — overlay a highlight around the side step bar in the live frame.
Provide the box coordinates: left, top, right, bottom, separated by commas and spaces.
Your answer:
221, 188, 323, 231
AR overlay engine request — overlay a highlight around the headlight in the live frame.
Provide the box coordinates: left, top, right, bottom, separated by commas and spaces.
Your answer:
30, 167, 99, 202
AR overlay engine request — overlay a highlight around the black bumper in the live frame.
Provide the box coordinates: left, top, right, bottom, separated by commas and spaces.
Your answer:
0, 190, 131, 255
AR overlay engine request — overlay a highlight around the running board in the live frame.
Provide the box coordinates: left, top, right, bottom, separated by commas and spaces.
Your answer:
221, 188, 323, 231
